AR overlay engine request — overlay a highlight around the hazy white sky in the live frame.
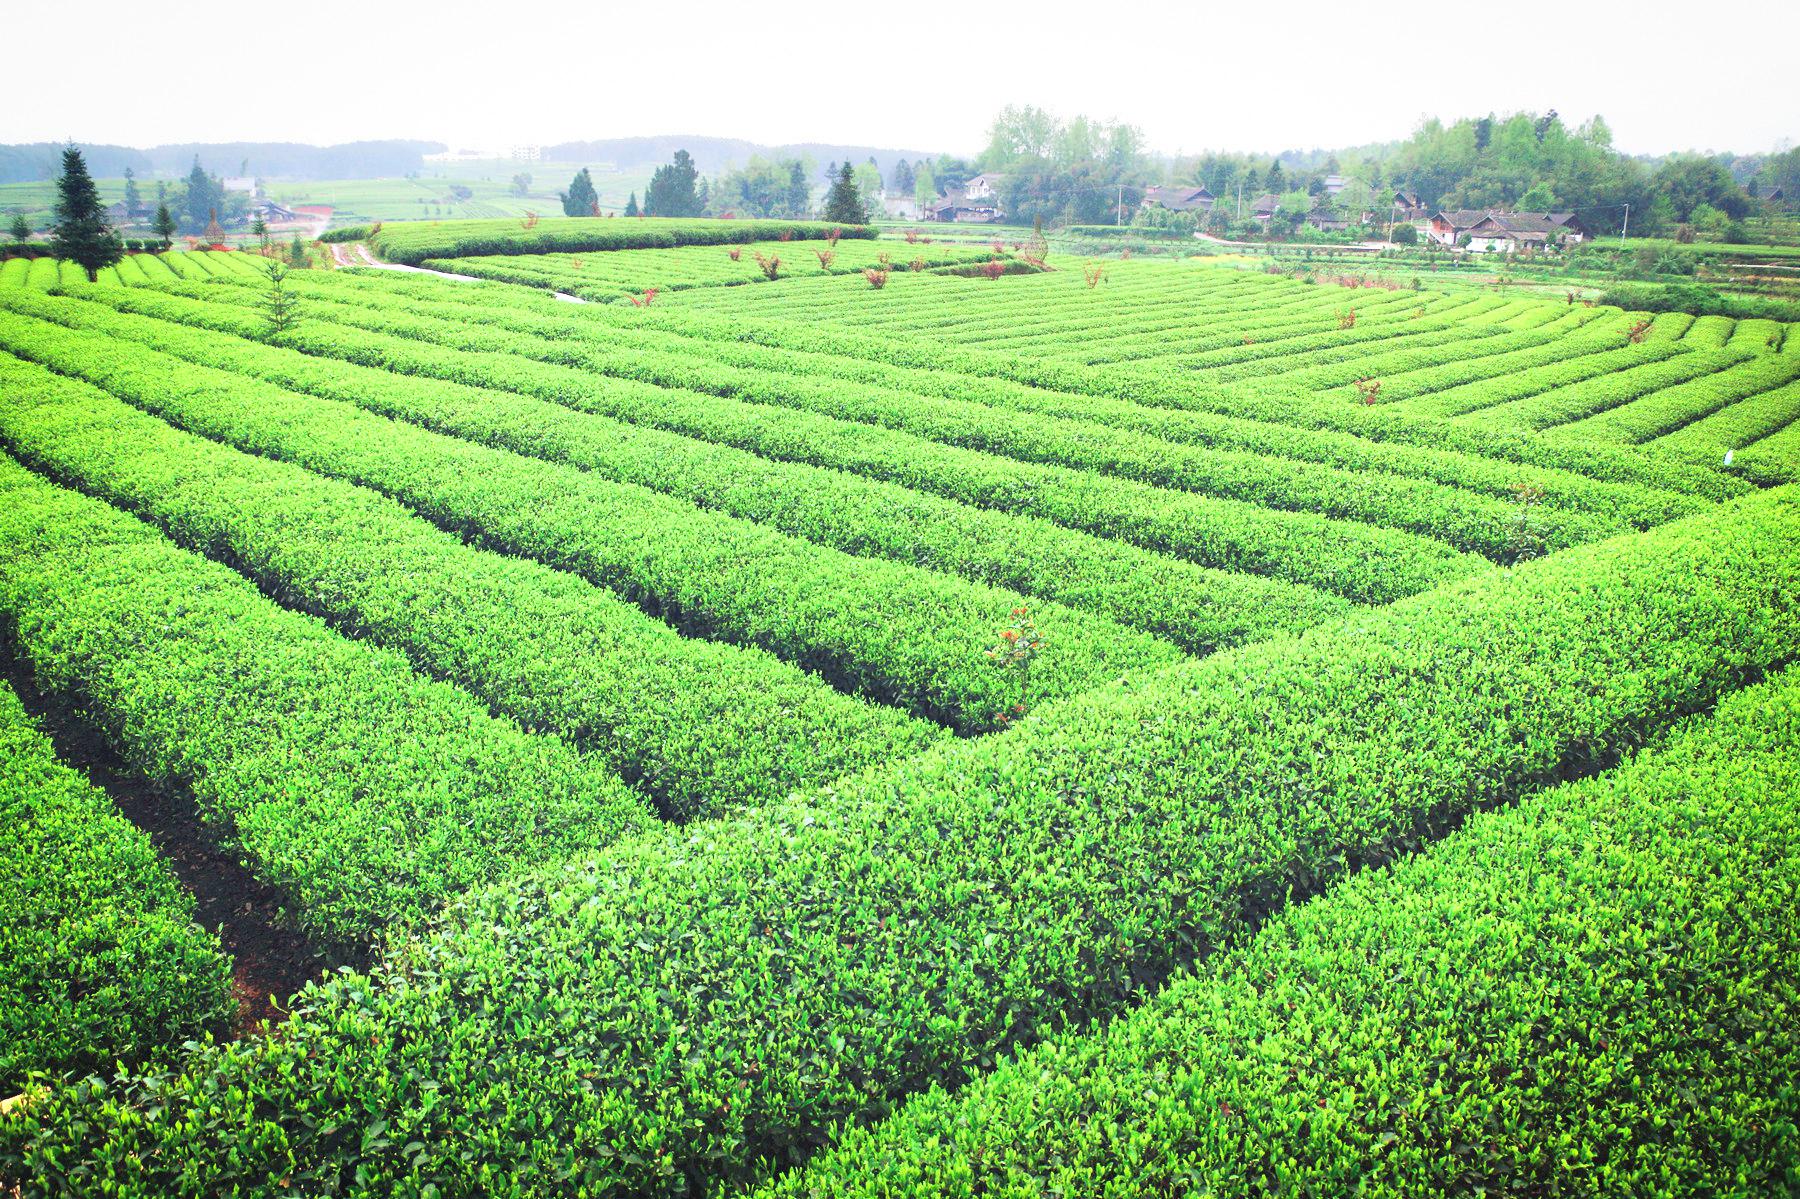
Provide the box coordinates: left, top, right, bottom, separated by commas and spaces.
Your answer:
12, 0, 1797, 157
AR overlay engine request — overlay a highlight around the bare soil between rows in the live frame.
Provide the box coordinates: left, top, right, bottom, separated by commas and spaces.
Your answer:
4, 655, 335, 1040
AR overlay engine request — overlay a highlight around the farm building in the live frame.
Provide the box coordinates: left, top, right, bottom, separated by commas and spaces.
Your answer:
928, 187, 1003, 222
1141, 184, 1215, 213
1305, 205, 1353, 232
1428, 209, 1589, 250
1392, 189, 1428, 218
962, 173, 1004, 201
882, 194, 922, 220
1250, 192, 1282, 221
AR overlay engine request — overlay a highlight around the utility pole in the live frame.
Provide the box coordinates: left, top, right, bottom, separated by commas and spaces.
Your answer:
1117, 183, 1123, 226
1619, 202, 1630, 245
1237, 180, 1243, 220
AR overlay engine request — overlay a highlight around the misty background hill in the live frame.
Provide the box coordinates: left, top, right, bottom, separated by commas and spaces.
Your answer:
0, 137, 944, 183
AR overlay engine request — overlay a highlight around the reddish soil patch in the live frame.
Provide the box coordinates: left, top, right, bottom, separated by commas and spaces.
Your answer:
4, 658, 342, 1039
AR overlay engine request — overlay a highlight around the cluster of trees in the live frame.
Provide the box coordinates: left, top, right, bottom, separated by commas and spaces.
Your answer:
974, 107, 1149, 226
1155, 111, 1795, 242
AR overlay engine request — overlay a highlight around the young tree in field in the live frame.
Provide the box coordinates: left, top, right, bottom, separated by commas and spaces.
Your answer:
8, 213, 30, 241
123, 166, 144, 218
560, 168, 599, 217
510, 172, 532, 197
824, 162, 869, 224
263, 262, 299, 337
152, 203, 177, 249
251, 214, 270, 256
645, 150, 703, 217
624, 191, 640, 217
49, 147, 123, 282
287, 233, 307, 267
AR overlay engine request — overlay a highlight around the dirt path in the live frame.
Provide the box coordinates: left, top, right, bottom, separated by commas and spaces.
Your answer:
3, 658, 341, 1040
340, 241, 589, 302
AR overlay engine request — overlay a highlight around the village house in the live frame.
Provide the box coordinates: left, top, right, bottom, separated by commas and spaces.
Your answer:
1141, 184, 1215, 214
928, 187, 1003, 223
962, 173, 1003, 201
1249, 192, 1282, 222
249, 200, 304, 224
882, 194, 921, 220
1305, 204, 1353, 232
1430, 209, 1590, 251
1391, 190, 1428, 218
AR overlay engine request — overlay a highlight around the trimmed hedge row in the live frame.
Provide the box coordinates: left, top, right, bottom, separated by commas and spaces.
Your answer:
1546, 351, 1800, 445
370, 217, 875, 265
423, 242, 992, 301
128, 281, 1589, 561
262, 271, 1706, 531
764, 664, 1800, 1199
0, 289, 1345, 657
1650, 378, 1800, 464
36, 283, 1474, 605
266, 278, 1697, 539
1462, 349, 1759, 434
560, 292, 1745, 500
0, 311, 1180, 733
0, 680, 233, 1094
0, 454, 650, 948
4, 487, 1796, 1196
1374, 336, 1682, 406
0, 354, 942, 821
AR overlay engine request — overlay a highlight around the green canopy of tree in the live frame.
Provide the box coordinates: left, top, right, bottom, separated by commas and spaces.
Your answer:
560, 168, 598, 217
709, 155, 813, 218
624, 192, 639, 217
644, 150, 704, 217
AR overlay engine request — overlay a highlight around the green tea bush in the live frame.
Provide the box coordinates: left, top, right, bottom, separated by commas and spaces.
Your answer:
371, 217, 874, 265
766, 663, 1800, 1198
0, 457, 651, 948
6, 487, 1796, 1196
0, 355, 945, 821
0, 683, 232, 1093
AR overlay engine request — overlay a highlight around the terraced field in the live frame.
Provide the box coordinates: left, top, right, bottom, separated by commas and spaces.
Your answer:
1, 230, 1797, 1197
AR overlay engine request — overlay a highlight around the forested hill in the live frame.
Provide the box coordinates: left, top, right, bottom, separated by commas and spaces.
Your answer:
545, 136, 942, 179
0, 141, 446, 184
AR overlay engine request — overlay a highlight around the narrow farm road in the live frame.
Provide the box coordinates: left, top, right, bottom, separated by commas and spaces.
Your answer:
344, 240, 589, 302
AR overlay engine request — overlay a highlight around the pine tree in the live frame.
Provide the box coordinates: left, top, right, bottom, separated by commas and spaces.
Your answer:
624, 192, 640, 217
152, 203, 177, 249
8, 213, 30, 242
785, 161, 811, 217
1266, 160, 1285, 193
824, 162, 869, 224
560, 168, 598, 217
123, 167, 143, 218
50, 146, 123, 281
180, 157, 220, 235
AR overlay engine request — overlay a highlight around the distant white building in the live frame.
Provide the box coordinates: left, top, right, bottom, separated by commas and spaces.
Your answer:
962, 173, 1003, 201
223, 177, 260, 197
424, 148, 498, 164
511, 145, 543, 162
883, 194, 921, 220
